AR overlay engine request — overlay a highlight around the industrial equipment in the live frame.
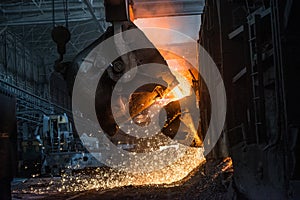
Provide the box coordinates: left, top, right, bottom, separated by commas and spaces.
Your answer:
17, 112, 103, 176
41, 113, 74, 153
40, 113, 103, 175
58, 0, 203, 153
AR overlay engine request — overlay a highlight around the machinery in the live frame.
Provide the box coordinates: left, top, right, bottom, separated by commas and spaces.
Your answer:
40, 113, 103, 175
53, 0, 203, 154
41, 113, 74, 153
19, 113, 76, 176
18, 112, 103, 176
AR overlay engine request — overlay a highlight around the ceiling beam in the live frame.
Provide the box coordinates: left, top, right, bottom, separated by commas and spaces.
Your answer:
82, 0, 106, 32
2, 5, 104, 14
0, 26, 7, 35
0, 16, 105, 26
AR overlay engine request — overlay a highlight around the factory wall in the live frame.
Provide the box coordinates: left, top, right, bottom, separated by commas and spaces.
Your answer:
0, 31, 48, 97
0, 30, 72, 176
199, 0, 300, 199
0, 31, 71, 109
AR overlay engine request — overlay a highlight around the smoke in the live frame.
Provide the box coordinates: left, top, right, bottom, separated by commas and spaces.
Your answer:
133, 0, 177, 21
133, 1, 201, 45
132, 3, 201, 97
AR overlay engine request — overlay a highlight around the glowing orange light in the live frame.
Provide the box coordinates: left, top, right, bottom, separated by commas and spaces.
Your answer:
129, 5, 135, 22
158, 69, 192, 106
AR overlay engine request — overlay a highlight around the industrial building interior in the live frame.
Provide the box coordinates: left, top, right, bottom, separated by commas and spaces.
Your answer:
0, 0, 299, 199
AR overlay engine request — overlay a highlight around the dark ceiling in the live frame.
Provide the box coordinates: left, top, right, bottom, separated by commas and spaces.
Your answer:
0, 0, 204, 68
